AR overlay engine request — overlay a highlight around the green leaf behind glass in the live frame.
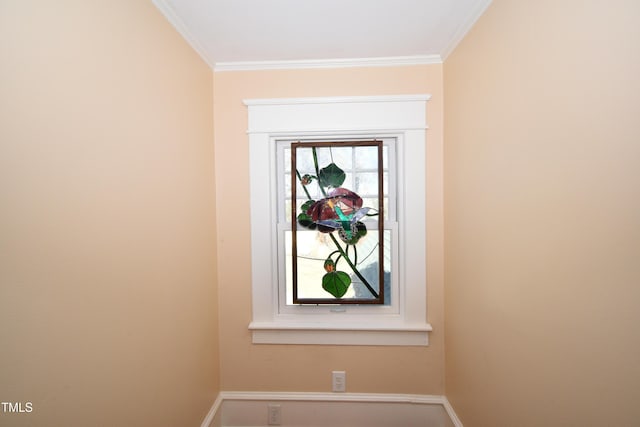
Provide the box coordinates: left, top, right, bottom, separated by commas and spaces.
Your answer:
322, 271, 351, 298
318, 163, 346, 189
301, 200, 315, 212
297, 212, 316, 230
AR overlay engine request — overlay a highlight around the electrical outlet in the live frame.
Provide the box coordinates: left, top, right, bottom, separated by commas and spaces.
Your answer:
332, 370, 346, 392
267, 403, 281, 425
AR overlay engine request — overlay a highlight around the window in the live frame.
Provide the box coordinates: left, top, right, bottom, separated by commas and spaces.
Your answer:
245, 95, 432, 346
281, 139, 390, 305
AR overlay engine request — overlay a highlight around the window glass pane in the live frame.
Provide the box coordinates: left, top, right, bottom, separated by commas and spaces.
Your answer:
355, 172, 380, 196
354, 146, 379, 169
330, 146, 353, 169
280, 139, 396, 305
294, 146, 316, 172
343, 172, 354, 191
290, 141, 386, 304
285, 230, 391, 305
352, 230, 391, 305
284, 148, 291, 173
284, 172, 291, 195
382, 145, 388, 169
362, 198, 389, 221
285, 199, 291, 222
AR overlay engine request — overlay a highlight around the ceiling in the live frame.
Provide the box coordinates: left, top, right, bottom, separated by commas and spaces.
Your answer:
152, 0, 493, 70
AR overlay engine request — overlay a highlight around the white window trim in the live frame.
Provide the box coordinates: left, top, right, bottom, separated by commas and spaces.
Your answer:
245, 95, 433, 346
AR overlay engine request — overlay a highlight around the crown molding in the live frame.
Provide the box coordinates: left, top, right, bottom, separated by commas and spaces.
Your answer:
441, 0, 493, 60
214, 55, 442, 72
154, 0, 492, 70
152, 0, 216, 69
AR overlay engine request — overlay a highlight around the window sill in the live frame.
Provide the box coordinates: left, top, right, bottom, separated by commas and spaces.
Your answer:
248, 322, 432, 346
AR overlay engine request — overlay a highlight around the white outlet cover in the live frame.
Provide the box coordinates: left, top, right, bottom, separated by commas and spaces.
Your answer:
332, 371, 346, 392
268, 403, 281, 425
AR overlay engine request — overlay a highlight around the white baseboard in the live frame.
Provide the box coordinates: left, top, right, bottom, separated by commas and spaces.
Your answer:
201, 394, 223, 427
441, 396, 463, 427
201, 391, 462, 427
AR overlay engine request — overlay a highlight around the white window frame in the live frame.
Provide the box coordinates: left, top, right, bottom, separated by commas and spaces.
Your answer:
245, 95, 433, 346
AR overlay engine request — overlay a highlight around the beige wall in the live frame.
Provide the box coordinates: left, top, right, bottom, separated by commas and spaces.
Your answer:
214, 65, 445, 394
444, 1, 640, 426
0, 1, 218, 426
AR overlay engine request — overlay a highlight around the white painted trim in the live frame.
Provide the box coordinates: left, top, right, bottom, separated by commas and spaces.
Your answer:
244, 94, 431, 107
442, 396, 465, 427
249, 323, 432, 346
202, 391, 462, 427
200, 393, 223, 427
244, 95, 429, 135
215, 55, 442, 72
248, 323, 432, 332
152, 0, 216, 69
440, 0, 493, 60
246, 95, 432, 346
220, 391, 444, 405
